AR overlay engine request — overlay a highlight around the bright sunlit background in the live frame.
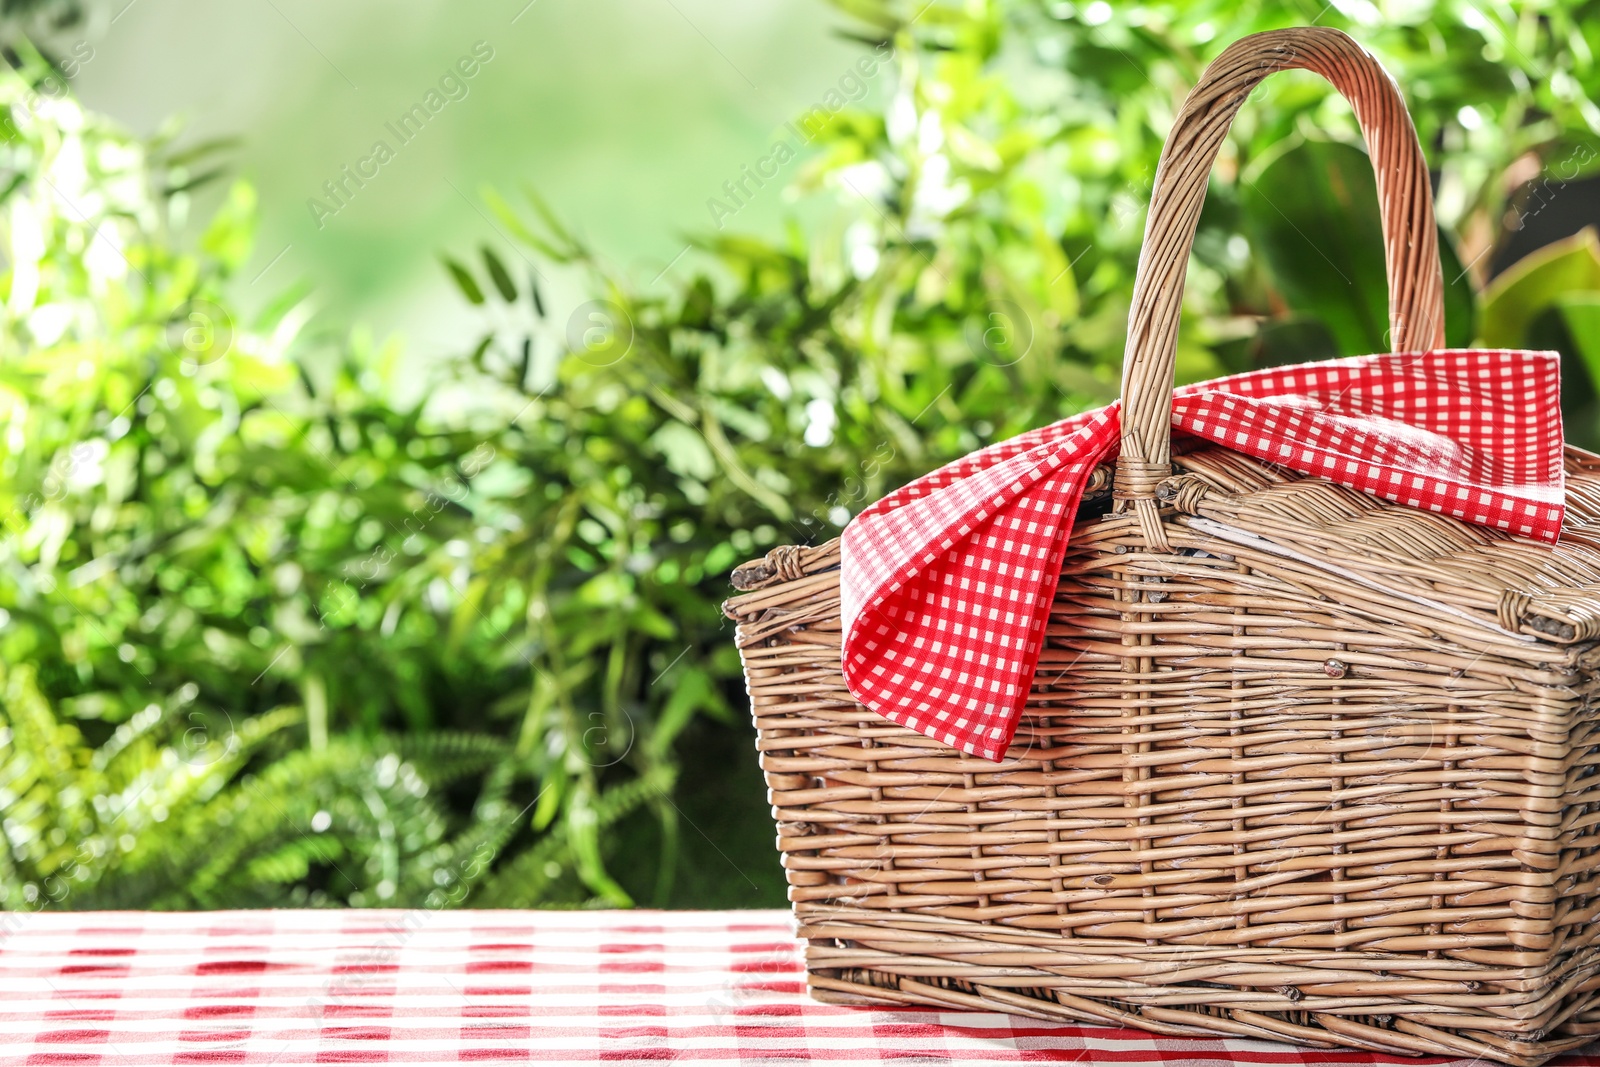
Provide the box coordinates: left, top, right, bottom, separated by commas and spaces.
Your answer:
75, 0, 863, 351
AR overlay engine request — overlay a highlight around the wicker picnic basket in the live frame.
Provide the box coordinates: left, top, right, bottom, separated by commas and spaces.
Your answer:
724, 26, 1600, 1066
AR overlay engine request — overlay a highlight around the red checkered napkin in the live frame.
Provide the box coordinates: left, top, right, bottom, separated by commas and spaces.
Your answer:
841, 350, 1566, 761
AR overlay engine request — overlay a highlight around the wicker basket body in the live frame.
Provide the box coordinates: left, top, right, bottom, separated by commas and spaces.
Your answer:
724, 27, 1600, 1067
727, 447, 1600, 1064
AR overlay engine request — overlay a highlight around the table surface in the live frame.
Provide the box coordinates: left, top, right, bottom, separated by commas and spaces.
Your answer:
0, 908, 1591, 1066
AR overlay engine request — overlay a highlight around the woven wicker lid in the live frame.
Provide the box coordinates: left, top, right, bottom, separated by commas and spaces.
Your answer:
1162, 445, 1600, 646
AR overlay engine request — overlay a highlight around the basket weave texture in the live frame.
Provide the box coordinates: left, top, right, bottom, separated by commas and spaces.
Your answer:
725, 27, 1600, 1066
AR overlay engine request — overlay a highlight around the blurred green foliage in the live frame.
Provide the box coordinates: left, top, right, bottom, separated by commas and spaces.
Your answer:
5, 1, 1600, 912
0, 44, 724, 910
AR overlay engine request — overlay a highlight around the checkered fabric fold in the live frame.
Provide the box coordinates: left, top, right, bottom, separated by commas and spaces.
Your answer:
1, 907, 1579, 1064
841, 349, 1566, 761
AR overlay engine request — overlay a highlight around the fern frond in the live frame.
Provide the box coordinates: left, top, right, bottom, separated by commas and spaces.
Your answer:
391, 731, 513, 787
242, 835, 348, 887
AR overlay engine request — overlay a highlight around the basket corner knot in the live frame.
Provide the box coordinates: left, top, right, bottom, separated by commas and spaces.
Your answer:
767, 544, 809, 583
1155, 475, 1208, 514
1497, 589, 1533, 633
731, 543, 811, 590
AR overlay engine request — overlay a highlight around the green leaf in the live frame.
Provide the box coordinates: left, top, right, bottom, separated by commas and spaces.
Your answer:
1438, 228, 1477, 349
648, 667, 726, 762
481, 246, 517, 302
649, 422, 716, 482
1559, 294, 1600, 386
442, 257, 486, 305
520, 184, 579, 254
1479, 228, 1600, 347
531, 772, 563, 832
1034, 224, 1079, 322
1243, 139, 1389, 355
679, 276, 715, 330
166, 167, 229, 198
1550, 296, 1600, 451
482, 187, 573, 263
159, 136, 244, 169
565, 787, 633, 906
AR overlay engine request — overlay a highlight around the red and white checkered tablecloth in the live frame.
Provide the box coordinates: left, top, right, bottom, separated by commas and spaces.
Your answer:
0, 908, 1593, 1065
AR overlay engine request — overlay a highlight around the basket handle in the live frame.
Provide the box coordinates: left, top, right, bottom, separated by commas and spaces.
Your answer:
1114, 27, 1445, 545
